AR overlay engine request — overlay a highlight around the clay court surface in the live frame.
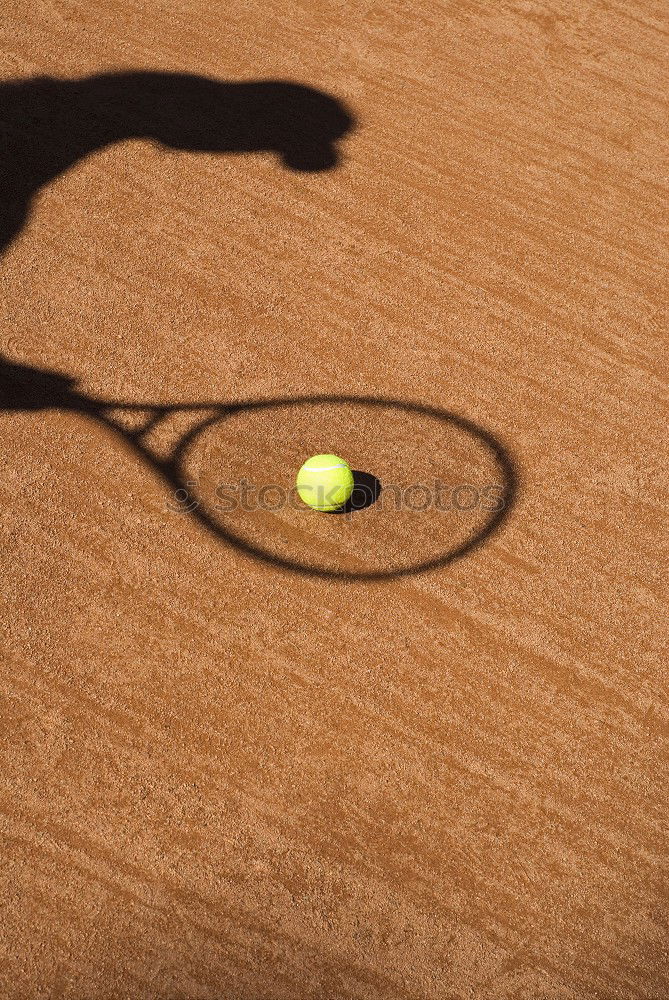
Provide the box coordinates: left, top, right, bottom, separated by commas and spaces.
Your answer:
1, 1, 667, 997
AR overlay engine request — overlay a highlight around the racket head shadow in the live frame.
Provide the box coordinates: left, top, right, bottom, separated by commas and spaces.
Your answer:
169, 395, 517, 581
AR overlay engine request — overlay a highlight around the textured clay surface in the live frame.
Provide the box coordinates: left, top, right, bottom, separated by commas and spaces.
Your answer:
0, 1, 667, 998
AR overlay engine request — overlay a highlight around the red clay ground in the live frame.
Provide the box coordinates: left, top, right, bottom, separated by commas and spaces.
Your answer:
1, 1, 667, 997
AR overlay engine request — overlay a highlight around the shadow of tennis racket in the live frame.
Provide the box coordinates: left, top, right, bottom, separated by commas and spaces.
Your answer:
0, 356, 518, 580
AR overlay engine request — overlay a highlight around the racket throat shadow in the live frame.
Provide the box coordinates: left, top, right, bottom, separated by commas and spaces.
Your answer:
100, 405, 225, 465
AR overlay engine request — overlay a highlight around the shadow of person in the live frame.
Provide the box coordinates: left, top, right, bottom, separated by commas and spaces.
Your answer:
0, 71, 355, 254
0, 355, 90, 412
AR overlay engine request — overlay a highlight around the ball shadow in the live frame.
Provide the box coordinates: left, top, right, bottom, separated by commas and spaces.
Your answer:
328, 470, 382, 514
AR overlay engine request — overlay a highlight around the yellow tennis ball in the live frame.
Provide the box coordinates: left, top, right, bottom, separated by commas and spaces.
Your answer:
296, 454, 354, 511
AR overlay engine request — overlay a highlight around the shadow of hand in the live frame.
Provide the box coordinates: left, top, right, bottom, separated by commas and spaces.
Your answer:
0, 71, 355, 254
